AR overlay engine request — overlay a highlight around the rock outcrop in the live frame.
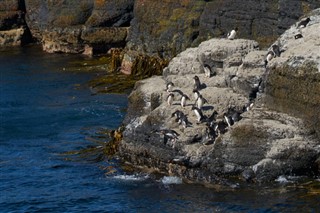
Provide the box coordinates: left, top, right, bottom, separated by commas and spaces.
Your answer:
0, 0, 32, 46
23, 0, 134, 54
121, 0, 320, 74
119, 9, 320, 184
127, 0, 320, 58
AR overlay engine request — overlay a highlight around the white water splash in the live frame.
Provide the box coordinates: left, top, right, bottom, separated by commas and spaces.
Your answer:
161, 176, 183, 185
275, 175, 293, 183
112, 174, 149, 181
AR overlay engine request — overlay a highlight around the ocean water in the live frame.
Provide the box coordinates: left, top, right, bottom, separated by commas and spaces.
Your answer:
1, 46, 319, 213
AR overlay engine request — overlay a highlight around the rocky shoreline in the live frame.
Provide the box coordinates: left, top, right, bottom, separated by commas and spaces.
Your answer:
1, 1, 320, 184
2, 1, 320, 75
118, 10, 320, 184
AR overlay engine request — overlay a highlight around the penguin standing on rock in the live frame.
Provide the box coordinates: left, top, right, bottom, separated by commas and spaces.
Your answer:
297, 17, 311, 28
192, 106, 205, 122
171, 110, 184, 120
193, 75, 201, 90
179, 114, 192, 128
166, 82, 174, 93
294, 33, 303, 39
157, 129, 180, 145
272, 44, 281, 57
180, 94, 190, 108
193, 89, 200, 101
195, 94, 208, 110
166, 93, 174, 106
227, 27, 238, 40
264, 44, 284, 68
203, 64, 213, 78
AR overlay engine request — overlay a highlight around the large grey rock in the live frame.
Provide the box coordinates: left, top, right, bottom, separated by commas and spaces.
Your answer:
119, 10, 320, 183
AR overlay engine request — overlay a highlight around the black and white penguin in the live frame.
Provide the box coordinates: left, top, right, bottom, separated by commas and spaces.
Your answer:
193, 75, 201, 90
195, 94, 208, 110
223, 113, 233, 127
227, 27, 238, 40
243, 102, 254, 112
264, 50, 275, 68
294, 33, 303, 39
203, 125, 218, 145
272, 44, 281, 57
180, 94, 190, 108
166, 93, 174, 106
214, 120, 228, 135
158, 129, 180, 144
203, 64, 212, 78
166, 82, 174, 93
171, 110, 184, 119
193, 89, 200, 100
297, 17, 311, 28
179, 114, 192, 128
192, 106, 205, 122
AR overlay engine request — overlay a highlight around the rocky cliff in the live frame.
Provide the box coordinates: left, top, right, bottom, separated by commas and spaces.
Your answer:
0, 0, 32, 46
1, 1, 320, 59
123, 0, 320, 74
23, 0, 134, 54
118, 9, 320, 184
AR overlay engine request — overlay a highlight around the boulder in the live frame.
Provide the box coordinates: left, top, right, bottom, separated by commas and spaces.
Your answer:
119, 9, 320, 183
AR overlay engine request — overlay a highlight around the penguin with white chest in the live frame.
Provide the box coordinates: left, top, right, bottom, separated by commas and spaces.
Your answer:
227, 27, 238, 40
166, 82, 174, 93
180, 94, 190, 108
297, 17, 311, 28
192, 106, 205, 122
195, 94, 208, 110
166, 93, 174, 106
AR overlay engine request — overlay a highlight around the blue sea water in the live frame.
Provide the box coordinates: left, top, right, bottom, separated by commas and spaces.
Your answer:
0, 46, 319, 213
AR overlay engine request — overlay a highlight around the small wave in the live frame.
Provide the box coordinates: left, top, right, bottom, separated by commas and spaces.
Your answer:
112, 174, 149, 181
275, 175, 293, 183
161, 176, 183, 185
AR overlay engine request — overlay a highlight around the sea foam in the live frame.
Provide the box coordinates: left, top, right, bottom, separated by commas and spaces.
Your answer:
161, 176, 183, 185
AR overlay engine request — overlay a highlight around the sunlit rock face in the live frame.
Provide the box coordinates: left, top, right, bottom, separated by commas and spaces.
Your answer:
119, 9, 320, 184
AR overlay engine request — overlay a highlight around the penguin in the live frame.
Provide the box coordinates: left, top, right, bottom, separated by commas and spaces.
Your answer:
192, 106, 205, 122
195, 94, 208, 110
171, 110, 184, 119
206, 110, 218, 123
264, 50, 275, 68
272, 44, 281, 57
166, 82, 174, 93
203, 125, 218, 145
297, 17, 311, 28
223, 112, 233, 127
193, 75, 201, 90
215, 119, 228, 134
179, 114, 192, 128
203, 64, 212, 78
243, 102, 254, 112
166, 93, 174, 106
227, 27, 238, 40
158, 129, 180, 145
294, 33, 303, 39
180, 94, 190, 107
193, 89, 200, 101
